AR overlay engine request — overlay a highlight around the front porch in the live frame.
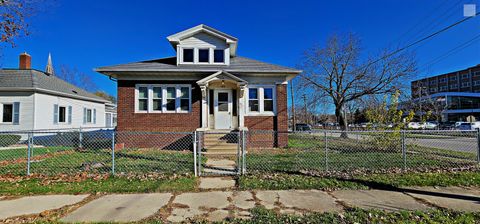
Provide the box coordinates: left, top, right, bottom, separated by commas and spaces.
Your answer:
196, 71, 248, 132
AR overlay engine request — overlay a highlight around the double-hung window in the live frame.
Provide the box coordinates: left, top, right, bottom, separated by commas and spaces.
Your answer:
247, 86, 276, 115
58, 106, 66, 123
152, 87, 162, 111
136, 84, 191, 113
2, 104, 13, 123
138, 86, 149, 111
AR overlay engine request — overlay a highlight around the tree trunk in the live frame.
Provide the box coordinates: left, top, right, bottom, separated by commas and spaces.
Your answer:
335, 105, 349, 138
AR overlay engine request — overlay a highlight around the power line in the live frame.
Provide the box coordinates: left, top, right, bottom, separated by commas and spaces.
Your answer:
418, 32, 480, 74
359, 11, 480, 72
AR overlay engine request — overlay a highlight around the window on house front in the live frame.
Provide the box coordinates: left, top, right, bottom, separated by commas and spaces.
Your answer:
450, 76, 457, 81
450, 84, 458, 89
461, 82, 470, 88
183, 49, 194, 63
58, 106, 66, 123
153, 87, 162, 111
248, 88, 259, 112
166, 87, 176, 111
198, 49, 209, 63
263, 88, 273, 112
180, 87, 190, 111
136, 85, 191, 113
214, 49, 224, 63
138, 87, 148, 111
2, 104, 12, 123
461, 74, 470, 79
439, 78, 447, 83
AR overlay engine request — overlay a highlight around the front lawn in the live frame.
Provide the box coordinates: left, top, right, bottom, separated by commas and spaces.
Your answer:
0, 147, 195, 176
246, 133, 477, 174
238, 171, 480, 191
0, 176, 196, 195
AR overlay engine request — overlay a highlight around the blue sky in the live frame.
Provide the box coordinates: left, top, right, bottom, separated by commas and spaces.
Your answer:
0, 0, 479, 103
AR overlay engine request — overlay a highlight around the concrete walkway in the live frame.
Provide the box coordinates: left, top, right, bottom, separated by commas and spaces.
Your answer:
1, 187, 479, 223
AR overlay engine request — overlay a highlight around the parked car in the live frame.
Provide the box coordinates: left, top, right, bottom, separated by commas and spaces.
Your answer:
457, 122, 473, 131
424, 121, 438, 129
407, 122, 425, 129
439, 121, 455, 130
295, 123, 312, 132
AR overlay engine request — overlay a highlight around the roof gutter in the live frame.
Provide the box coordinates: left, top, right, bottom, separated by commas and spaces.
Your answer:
0, 87, 109, 103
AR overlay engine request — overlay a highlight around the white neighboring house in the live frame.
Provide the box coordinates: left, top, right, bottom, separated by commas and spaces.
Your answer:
0, 53, 116, 137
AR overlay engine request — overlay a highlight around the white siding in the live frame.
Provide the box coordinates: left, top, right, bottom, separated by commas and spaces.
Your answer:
179, 32, 228, 48
33, 93, 106, 130
0, 92, 35, 132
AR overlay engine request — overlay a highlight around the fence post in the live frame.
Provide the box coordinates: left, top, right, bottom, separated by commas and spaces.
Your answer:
477, 129, 480, 163
79, 127, 83, 148
237, 131, 241, 175
198, 132, 202, 176
402, 130, 407, 170
111, 130, 115, 175
193, 131, 197, 177
324, 131, 328, 171
242, 130, 247, 175
27, 132, 32, 176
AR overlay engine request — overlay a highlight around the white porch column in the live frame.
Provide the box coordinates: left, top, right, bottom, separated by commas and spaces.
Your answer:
200, 85, 208, 129
238, 84, 246, 128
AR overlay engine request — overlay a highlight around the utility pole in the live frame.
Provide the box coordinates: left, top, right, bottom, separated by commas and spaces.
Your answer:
303, 94, 308, 124
290, 80, 296, 131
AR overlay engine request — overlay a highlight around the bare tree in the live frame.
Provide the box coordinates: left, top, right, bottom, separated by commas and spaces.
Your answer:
299, 33, 416, 137
94, 90, 116, 103
57, 65, 98, 92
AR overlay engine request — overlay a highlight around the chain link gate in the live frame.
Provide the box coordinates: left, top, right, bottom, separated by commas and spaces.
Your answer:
194, 130, 246, 176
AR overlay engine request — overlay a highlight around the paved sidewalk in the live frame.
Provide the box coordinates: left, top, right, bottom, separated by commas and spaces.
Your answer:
1, 187, 479, 223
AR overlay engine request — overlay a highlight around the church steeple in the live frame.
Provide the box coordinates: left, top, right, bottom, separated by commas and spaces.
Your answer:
45, 53, 54, 75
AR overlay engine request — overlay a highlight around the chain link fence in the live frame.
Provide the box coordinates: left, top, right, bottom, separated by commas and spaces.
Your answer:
246, 130, 480, 174
0, 128, 194, 177
0, 129, 478, 177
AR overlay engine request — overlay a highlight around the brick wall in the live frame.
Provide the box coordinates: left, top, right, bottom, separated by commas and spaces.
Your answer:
116, 80, 201, 148
244, 84, 288, 148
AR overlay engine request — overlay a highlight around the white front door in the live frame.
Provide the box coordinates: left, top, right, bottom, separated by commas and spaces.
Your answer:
214, 89, 232, 129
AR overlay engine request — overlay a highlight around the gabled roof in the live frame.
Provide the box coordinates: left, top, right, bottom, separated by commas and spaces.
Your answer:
197, 70, 247, 86
0, 69, 108, 103
167, 24, 238, 56
96, 56, 302, 76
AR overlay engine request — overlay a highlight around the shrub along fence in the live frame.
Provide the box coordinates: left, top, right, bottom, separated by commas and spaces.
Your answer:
0, 129, 478, 177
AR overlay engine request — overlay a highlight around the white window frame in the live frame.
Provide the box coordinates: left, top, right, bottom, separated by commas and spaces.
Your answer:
135, 84, 191, 113
461, 82, 470, 88
1, 103, 13, 124
439, 86, 448, 91
178, 46, 228, 65
152, 86, 162, 112
58, 105, 67, 124
196, 48, 211, 64
246, 85, 276, 116
450, 84, 458, 89
439, 78, 447, 83
461, 74, 470, 79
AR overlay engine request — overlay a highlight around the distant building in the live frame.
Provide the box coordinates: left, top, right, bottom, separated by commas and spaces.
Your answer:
411, 64, 480, 122
0, 53, 116, 136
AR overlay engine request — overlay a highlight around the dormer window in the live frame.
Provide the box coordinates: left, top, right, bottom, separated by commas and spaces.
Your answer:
182, 48, 194, 63
214, 49, 224, 63
198, 49, 209, 63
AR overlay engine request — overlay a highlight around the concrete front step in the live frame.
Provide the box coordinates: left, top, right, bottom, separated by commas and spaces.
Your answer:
204, 142, 238, 147
205, 145, 238, 150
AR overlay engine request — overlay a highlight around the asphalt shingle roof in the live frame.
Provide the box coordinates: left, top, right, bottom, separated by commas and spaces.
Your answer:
0, 69, 107, 102
96, 56, 302, 74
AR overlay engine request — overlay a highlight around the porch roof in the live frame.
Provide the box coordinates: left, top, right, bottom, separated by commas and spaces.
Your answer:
196, 70, 247, 86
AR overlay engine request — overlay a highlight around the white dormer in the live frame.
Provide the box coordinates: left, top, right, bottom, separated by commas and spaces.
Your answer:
167, 24, 238, 66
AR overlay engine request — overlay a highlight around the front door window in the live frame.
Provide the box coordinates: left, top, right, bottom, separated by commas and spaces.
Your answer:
214, 90, 232, 129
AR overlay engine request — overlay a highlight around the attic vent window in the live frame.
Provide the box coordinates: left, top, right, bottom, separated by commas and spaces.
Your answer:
214, 49, 224, 63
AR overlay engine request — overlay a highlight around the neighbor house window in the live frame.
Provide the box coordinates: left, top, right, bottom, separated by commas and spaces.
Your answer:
138, 86, 148, 111
182, 48, 194, 63
461, 74, 470, 79
152, 87, 162, 111
198, 49, 209, 63
248, 88, 259, 112
461, 82, 470, 88
136, 84, 191, 113
439, 86, 448, 91
58, 106, 66, 123
86, 109, 92, 123
450, 84, 458, 89
2, 104, 12, 123
439, 77, 447, 83
214, 49, 224, 63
